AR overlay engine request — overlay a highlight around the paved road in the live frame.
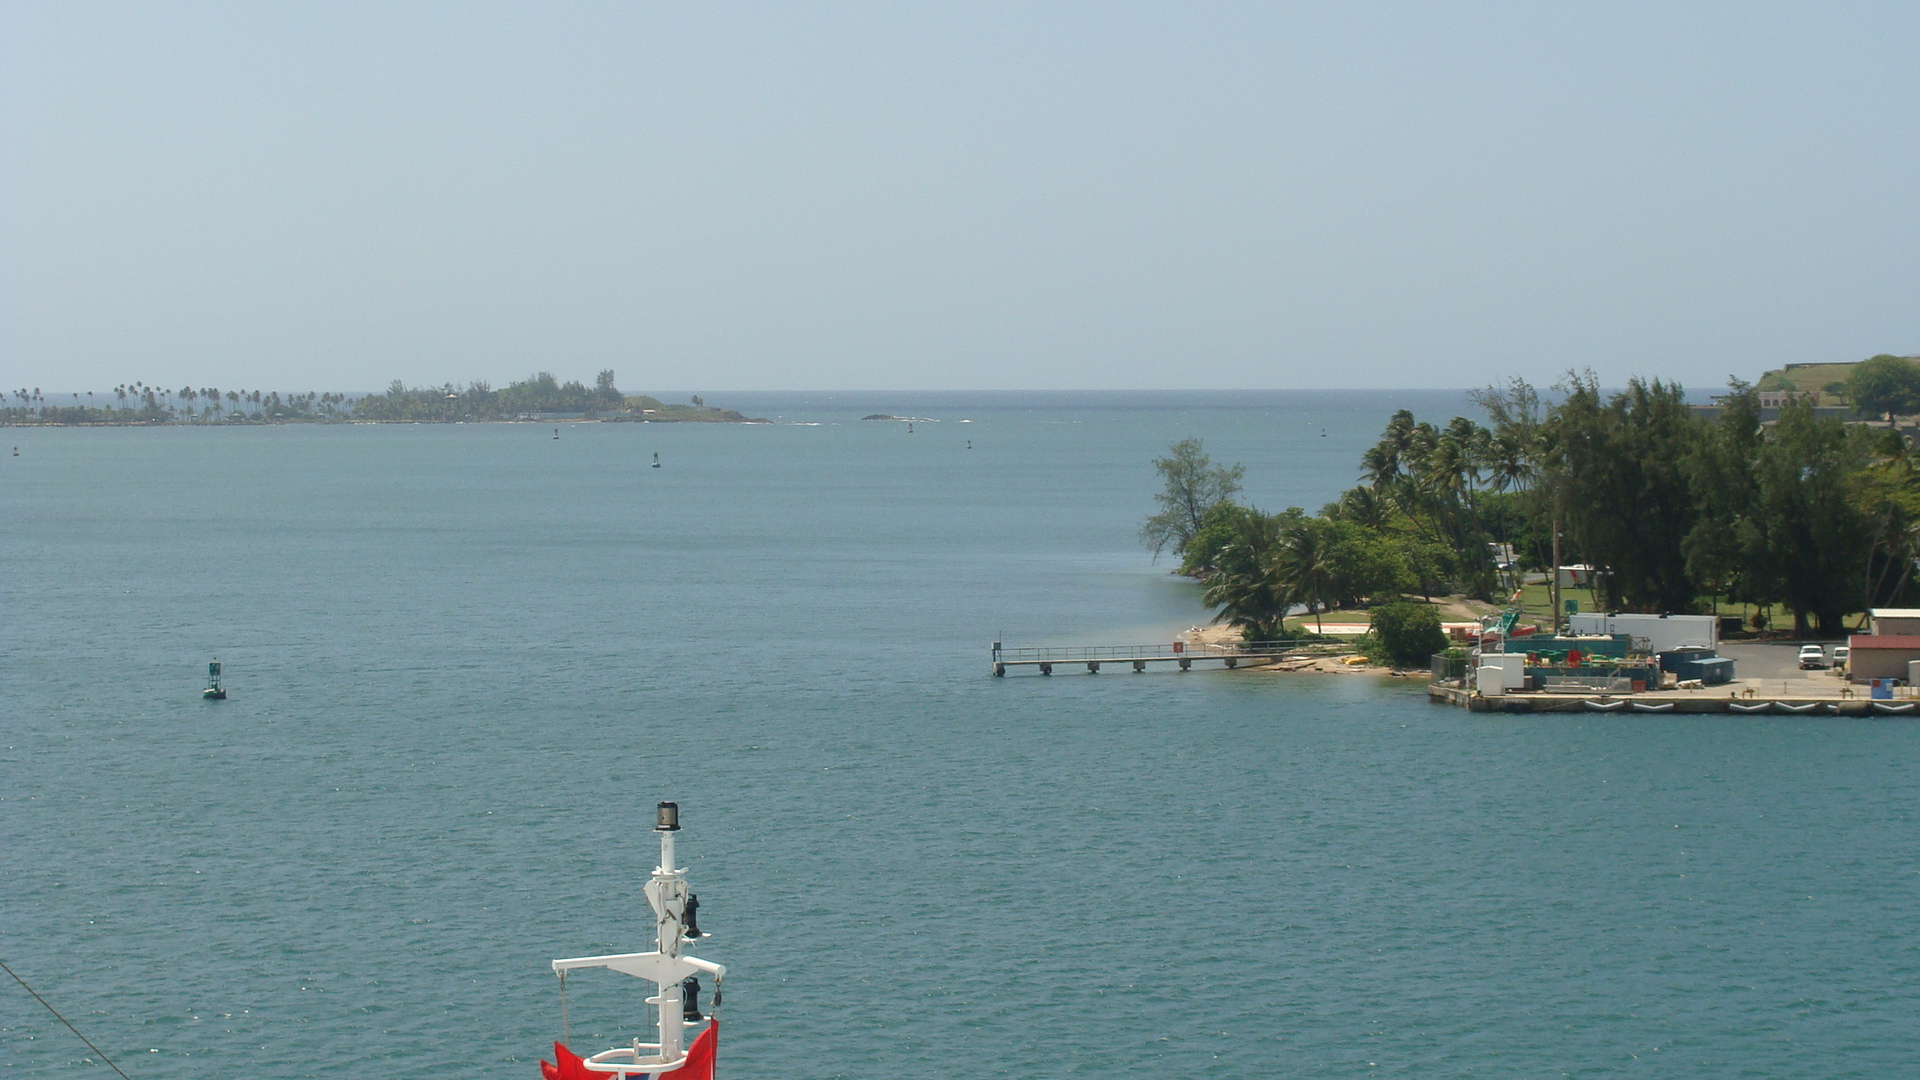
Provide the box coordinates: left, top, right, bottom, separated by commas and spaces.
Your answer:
1718, 640, 1849, 682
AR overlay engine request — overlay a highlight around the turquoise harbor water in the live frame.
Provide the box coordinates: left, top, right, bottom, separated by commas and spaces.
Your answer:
4, 391, 1917, 1079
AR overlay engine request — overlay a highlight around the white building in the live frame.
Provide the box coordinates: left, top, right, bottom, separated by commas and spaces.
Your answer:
1566, 612, 1717, 653
1869, 609, 1920, 636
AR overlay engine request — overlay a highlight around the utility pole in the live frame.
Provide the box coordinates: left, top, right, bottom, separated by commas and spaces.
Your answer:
1549, 491, 1563, 635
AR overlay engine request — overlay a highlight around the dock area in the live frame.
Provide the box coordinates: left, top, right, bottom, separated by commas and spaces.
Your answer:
1421, 621, 1920, 716
1431, 673, 1920, 714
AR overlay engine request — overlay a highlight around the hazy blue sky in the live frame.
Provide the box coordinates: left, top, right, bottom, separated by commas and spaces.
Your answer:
3, 2, 1917, 393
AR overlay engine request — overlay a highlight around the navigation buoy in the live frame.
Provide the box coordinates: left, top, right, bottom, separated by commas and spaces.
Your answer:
553, 428, 560, 439
203, 659, 226, 700
653, 452, 661, 468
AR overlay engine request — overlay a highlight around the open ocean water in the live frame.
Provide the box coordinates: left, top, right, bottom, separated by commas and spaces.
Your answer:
3, 390, 1917, 1078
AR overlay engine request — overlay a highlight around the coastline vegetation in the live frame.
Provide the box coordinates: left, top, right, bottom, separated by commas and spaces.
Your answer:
1156, 370, 1920, 643
0, 372, 764, 425
1756, 352, 1920, 410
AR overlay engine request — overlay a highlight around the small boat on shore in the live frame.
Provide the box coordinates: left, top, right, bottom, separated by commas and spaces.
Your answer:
542, 802, 723, 1078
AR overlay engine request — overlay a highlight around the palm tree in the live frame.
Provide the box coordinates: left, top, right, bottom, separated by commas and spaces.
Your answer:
1484, 431, 1534, 493
1360, 444, 1400, 489
1269, 520, 1340, 635
1420, 434, 1469, 505
1201, 511, 1292, 638
1332, 486, 1393, 529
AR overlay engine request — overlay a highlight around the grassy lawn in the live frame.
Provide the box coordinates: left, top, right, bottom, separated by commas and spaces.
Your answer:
1510, 583, 1872, 634
1513, 583, 1602, 626
1763, 362, 1857, 405
1282, 609, 1372, 635
1687, 599, 1868, 633
1281, 595, 1507, 636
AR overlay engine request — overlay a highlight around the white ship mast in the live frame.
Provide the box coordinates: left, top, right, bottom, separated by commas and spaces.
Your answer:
549, 802, 724, 1075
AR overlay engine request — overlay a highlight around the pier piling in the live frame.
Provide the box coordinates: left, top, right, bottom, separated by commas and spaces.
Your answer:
990, 640, 1318, 676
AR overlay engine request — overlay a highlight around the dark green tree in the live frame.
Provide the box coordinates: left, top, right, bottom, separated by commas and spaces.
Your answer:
1323, 519, 1414, 606
1746, 401, 1872, 635
1850, 428, 1920, 611
1545, 376, 1701, 612
1367, 601, 1448, 666
1682, 381, 1767, 612
1843, 354, 1920, 424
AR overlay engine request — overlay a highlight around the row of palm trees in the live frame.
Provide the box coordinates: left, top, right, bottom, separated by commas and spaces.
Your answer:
1173, 388, 1549, 640
3, 383, 357, 422
1199, 510, 1345, 638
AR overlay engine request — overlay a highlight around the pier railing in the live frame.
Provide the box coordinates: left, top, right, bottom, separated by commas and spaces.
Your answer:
994, 640, 1322, 663
991, 638, 1355, 675
1431, 652, 1471, 686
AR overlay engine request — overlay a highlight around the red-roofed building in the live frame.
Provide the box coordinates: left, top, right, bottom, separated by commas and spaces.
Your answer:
1845, 635, 1920, 682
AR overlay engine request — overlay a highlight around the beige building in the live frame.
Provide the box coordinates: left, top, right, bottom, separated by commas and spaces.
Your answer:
1870, 609, 1920, 636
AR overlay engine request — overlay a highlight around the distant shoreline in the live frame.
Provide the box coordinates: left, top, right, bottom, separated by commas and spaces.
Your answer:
0, 415, 773, 428
0, 373, 771, 426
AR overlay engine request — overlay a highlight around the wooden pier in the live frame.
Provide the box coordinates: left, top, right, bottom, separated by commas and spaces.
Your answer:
991, 640, 1327, 676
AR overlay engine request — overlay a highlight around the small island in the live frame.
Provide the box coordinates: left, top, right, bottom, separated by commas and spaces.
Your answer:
0, 371, 768, 426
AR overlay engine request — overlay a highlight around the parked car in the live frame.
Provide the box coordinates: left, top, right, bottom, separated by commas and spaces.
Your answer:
1832, 645, 1850, 669
1798, 644, 1827, 669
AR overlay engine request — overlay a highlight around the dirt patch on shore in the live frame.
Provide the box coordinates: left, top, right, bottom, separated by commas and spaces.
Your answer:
1432, 594, 1502, 621
1252, 655, 1382, 674
1177, 623, 1247, 646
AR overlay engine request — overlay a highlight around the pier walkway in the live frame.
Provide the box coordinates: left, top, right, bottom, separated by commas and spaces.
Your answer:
991, 640, 1344, 676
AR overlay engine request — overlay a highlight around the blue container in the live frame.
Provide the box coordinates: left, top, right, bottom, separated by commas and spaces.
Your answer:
1693, 657, 1735, 685
1658, 647, 1717, 673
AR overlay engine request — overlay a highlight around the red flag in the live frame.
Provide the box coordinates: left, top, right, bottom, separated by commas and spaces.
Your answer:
674, 1021, 719, 1080
538, 1024, 717, 1080
539, 1041, 596, 1080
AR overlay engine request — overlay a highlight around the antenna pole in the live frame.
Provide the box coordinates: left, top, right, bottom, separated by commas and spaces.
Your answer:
652, 802, 686, 1063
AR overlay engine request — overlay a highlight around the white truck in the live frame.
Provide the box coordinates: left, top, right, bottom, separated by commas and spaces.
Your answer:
1565, 612, 1717, 655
